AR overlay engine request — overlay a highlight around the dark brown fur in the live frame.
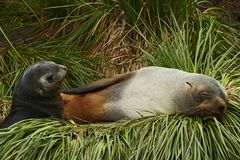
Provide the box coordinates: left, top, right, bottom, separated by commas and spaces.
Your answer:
61, 72, 134, 95
0, 61, 67, 128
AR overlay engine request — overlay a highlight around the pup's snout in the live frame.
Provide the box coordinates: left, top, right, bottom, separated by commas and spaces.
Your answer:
59, 65, 67, 71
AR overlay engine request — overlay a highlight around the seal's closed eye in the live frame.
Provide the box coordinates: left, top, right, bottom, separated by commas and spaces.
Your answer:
199, 91, 211, 100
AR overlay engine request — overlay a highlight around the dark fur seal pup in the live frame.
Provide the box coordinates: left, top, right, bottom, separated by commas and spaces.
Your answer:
61, 66, 228, 123
0, 61, 67, 128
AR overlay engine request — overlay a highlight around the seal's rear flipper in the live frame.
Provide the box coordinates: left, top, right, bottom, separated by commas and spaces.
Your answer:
61, 72, 135, 95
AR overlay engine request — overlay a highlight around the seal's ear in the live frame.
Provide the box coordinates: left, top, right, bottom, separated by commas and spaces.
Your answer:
186, 82, 193, 88
37, 88, 44, 95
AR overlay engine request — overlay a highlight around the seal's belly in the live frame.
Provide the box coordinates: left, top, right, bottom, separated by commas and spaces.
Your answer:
111, 72, 178, 118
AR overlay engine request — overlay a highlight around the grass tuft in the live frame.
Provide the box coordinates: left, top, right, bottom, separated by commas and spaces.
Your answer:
1, 109, 240, 159
1, 0, 240, 159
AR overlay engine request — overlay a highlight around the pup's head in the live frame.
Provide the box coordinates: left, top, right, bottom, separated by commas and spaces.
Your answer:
15, 61, 67, 97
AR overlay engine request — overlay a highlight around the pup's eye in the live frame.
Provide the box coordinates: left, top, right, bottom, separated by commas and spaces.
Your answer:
46, 74, 55, 83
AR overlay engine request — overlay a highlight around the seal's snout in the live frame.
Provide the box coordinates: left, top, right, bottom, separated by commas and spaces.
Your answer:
58, 64, 67, 78
212, 98, 227, 117
58, 64, 67, 71
59, 65, 67, 71
218, 104, 226, 112
198, 97, 227, 117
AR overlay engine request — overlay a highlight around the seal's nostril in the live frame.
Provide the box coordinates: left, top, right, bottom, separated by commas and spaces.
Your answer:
59, 65, 67, 70
62, 66, 67, 70
218, 104, 225, 112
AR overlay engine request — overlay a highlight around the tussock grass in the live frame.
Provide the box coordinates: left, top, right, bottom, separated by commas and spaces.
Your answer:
137, 12, 240, 100
139, 13, 240, 73
1, 0, 240, 159
1, 108, 240, 160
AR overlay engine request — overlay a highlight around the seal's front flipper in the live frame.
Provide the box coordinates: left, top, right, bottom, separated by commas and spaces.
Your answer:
61, 72, 135, 95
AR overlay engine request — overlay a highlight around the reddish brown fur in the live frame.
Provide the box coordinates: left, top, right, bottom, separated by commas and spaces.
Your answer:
203, 97, 227, 117
61, 87, 112, 123
61, 72, 135, 123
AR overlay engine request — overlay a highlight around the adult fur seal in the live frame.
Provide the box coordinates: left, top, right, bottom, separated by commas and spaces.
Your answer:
61, 66, 228, 123
0, 61, 67, 128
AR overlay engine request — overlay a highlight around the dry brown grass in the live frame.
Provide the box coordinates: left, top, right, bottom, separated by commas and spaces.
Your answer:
201, 0, 240, 29
0, 98, 11, 120
87, 13, 148, 76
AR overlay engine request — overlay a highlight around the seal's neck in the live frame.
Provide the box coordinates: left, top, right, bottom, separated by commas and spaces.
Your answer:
11, 94, 64, 119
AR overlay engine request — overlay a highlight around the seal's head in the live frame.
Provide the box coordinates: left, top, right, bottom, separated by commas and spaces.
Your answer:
15, 61, 67, 98
0, 61, 67, 128
179, 74, 228, 118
